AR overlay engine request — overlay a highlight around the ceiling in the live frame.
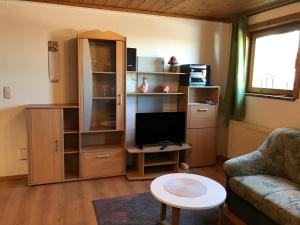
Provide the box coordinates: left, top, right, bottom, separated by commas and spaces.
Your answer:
24, 0, 298, 21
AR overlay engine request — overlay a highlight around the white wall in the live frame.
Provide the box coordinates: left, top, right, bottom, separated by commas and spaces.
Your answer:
227, 2, 300, 157
0, 0, 230, 176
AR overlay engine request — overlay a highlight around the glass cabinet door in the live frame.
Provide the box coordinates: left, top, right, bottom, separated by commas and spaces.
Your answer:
81, 39, 124, 132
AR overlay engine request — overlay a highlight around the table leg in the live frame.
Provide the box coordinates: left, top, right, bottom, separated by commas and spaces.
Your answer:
160, 203, 167, 223
218, 204, 224, 225
172, 207, 180, 225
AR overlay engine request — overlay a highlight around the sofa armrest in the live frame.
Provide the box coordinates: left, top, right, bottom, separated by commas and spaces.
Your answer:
223, 150, 271, 177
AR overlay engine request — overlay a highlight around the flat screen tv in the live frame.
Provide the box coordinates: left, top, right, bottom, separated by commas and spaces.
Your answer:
135, 112, 185, 149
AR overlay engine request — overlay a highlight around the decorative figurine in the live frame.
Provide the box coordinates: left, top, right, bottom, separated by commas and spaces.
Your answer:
139, 76, 148, 93
168, 56, 178, 72
163, 85, 170, 93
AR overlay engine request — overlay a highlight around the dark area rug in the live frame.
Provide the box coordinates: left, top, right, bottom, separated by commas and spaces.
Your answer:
93, 192, 219, 225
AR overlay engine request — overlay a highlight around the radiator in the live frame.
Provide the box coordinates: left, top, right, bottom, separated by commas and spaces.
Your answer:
227, 120, 272, 158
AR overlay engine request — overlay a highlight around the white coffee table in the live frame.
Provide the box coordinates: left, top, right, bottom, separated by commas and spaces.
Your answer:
150, 173, 226, 225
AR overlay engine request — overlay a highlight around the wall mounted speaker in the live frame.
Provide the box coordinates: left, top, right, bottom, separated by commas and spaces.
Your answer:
127, 48, 137, 71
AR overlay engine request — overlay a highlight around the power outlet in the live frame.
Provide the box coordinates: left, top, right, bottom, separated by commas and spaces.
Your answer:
19, 148, 28, 160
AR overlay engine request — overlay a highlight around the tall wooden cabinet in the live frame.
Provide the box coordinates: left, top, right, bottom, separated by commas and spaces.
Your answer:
78, 30, 126, 179
179, 86, 220, 167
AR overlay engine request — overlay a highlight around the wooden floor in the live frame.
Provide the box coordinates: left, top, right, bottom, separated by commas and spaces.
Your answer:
0, 162, 225, 225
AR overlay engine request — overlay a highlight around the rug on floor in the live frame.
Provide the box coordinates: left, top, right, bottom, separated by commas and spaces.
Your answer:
93, 192, 219, 225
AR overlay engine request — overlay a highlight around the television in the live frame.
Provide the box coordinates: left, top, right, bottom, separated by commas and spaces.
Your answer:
135, 112, 185, 149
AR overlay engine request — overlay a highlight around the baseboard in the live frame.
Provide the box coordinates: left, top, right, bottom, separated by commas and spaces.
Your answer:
0, 174, 28, 181
222, 205, 247, 225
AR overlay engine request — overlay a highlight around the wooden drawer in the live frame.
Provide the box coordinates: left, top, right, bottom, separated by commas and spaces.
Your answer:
81, 150, 124, 178
189, 104, 217, 128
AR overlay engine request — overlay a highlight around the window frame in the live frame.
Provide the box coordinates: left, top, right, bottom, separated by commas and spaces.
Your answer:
247, 23, 300, 99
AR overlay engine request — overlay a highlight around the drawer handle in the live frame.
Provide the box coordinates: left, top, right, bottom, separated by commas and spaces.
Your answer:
96, 154, 110, 159
117, 94, 122, 106
55, 140, 62, 151
197, 109, 208, 112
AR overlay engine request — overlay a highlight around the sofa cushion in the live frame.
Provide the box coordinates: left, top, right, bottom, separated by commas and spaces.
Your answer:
256, 128, 300, 185
229, 175, 300, 225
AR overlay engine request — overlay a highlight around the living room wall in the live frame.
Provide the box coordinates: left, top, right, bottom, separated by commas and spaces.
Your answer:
0, 0, 230, 176
227, 2, 300, 157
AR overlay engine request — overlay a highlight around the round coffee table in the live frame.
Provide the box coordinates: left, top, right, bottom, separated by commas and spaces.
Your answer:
150, 173, 226, 225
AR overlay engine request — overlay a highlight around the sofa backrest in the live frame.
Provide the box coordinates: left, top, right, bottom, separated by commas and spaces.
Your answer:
258, 128, 300, 185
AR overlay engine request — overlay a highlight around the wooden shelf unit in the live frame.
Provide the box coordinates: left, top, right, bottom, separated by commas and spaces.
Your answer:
178, 86, 220, 167
26, 30, 127, 185
78, 30, 126, 181
125, 144, 191, 180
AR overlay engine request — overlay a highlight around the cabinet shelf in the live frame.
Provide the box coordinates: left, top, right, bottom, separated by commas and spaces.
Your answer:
137, 71, 185, 75
127, 144, 191, 153
81, 144, 123, 152
126, 92, 184, 96
64, 129, 79, 134
64, 147, 79, 154
92, 71, 116, 75
144, 160, 178, 167
92, 97, 116, 100
81, 129, 123, 133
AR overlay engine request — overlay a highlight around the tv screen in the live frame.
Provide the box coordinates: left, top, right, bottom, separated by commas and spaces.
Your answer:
135, 112, 185, 148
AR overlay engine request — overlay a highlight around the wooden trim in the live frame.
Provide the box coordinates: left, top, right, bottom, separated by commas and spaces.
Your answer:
78, 30, 126, 41
248, 12, 300, 32
244, 0, 300, 17
246, 92, 296, 101
0, 174, 28, 181
23, 0, 231, 22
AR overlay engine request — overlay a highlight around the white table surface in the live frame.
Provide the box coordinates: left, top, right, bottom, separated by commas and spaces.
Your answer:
150, 173, 226, 210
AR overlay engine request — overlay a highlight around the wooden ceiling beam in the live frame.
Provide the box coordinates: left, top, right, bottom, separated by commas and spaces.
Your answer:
23, 0, 231, 22
21, 0, 298, 23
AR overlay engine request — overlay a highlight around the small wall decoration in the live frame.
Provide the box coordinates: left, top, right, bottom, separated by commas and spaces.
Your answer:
48, 41, 59, 83
139, 76, 148, 93
168, 56, 178, 72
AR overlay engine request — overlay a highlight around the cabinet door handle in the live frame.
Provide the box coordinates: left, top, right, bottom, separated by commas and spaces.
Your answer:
197, 109, 208, 112
55, 140, 60, 151
117, 94, 122, 106
96, 154, 110, 159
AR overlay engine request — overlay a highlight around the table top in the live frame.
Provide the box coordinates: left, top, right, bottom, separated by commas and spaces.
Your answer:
150, 173, 226, 210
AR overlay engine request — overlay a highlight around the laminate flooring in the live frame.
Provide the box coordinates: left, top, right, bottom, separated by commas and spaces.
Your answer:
0, 162, 225, 225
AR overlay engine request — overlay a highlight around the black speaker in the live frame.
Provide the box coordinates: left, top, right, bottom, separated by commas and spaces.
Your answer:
127, 48, 136, 71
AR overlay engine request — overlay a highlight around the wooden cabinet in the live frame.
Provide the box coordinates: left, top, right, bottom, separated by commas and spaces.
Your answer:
179, 86, 220, 167
78, 31, 125, 132
26, 105, 79, 184
187, 128, 216, 166
27, 31, 126, 185
27, 106, 79, 185
78, 30, 126, 179
126, 144, 191, 180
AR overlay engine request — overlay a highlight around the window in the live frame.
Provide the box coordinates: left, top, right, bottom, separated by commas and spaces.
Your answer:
248, 24, 300, 99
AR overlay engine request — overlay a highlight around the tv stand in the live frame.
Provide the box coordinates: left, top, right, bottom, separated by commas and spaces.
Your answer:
159, 141, 182, 150
126, 144, 191, 180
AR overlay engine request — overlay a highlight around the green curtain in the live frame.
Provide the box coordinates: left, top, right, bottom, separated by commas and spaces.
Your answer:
223, 16, 248, 123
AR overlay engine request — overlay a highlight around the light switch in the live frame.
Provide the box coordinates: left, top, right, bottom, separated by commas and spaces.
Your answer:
19, 148, 28, 160
3, 86, 11, 99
